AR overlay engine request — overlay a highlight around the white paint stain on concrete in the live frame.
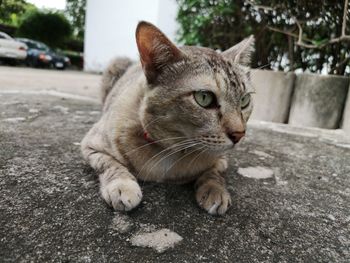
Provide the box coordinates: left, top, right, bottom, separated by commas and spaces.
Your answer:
2, 117, 26, 122
275, 175, 288, 186
110, 213, 133, 234
130, 228, 183, 253
89, 111, 101, 115
335, 143, 350, 149
238, 166, 274, 179
29, 108, 39, 113
327, 214, 336, 221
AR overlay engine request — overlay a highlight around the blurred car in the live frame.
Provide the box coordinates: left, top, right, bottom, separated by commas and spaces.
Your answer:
0, 32, 27, 63
16, 38, 70, 70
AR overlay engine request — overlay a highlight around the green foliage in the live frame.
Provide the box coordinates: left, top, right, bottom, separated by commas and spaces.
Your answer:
0, 0, 35, 26
64, 38, 84, 52
177, 0, 350, 75
17, 9, 72, 48
65, 0, 86, 39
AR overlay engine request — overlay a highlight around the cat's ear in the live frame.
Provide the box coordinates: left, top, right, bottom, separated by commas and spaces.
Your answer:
136, 21, 183, 82
222, 35, 255, 66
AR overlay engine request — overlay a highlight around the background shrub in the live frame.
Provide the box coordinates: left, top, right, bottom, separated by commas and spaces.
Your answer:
17, 10, 72, 48
177, 0, 350, 76
65, 0, 86, 40
0, 0, 34, 26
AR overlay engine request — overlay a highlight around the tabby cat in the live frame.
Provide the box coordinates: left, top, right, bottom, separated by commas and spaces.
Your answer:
81, 21, 254, 215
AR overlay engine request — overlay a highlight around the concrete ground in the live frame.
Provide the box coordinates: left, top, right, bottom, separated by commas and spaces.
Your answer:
0, 66, 100, 99
1, 66, 350, 262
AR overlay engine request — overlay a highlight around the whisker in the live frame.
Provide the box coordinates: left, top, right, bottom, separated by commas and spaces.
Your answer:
186, 146, 208, 169
137, 139, 198, 180
255, 63, 270, 70
142, 141, 201, 184
141, 116, 167, 131
164, 145, 206, 176
123, 136, 189, 156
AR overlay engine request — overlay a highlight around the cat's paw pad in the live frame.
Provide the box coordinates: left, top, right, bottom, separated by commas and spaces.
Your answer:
101, 179, 142, 211
196, 183, 231, 215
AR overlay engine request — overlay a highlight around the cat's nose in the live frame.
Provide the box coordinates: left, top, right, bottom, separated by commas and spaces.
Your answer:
227, 131, 245, 144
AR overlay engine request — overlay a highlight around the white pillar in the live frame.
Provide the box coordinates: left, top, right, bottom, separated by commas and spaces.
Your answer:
84, 0, 178, 72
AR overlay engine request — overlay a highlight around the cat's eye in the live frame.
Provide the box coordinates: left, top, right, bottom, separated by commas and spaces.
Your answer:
194, 90, 217, 108
241, 93, 251, 109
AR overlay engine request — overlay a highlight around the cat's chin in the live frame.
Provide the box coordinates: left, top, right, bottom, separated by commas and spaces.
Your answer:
205, 144, 234, 154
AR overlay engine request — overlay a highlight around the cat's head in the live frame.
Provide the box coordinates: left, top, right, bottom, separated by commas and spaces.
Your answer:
136, 21, 254, 152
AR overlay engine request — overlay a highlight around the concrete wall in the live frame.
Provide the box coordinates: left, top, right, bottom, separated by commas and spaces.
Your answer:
342, 85, 350, 135
251, 71, 350, 134
250, 70, 295, 123
288, 74, 349, 129
84, 0, 178, 72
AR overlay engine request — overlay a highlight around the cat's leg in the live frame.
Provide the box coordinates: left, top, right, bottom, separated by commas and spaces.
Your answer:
195, 157, 231, 215
81, 135, 142, 211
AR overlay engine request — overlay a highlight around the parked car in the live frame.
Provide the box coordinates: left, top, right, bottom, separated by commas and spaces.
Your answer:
0, 32, 27, 64
16, 38, 70, 70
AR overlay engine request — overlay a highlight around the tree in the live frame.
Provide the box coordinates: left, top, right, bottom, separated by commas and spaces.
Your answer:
17, 10, 72, 48
65, 0, 86, 39
0, 0, 35, 26
176, 0, 350, 76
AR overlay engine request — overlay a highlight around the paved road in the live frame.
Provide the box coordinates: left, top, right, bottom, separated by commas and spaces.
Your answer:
0, 66, 100, 100
1, 93, 349, 262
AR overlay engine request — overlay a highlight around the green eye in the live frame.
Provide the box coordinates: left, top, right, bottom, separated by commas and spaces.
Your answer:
241, 94, 251, 109
194, 90, 216, 108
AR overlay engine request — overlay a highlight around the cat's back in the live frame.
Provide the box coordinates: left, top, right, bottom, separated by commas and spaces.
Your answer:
102, 61, 145, 112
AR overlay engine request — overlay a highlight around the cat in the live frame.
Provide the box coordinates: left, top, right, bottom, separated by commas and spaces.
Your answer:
81, 21, 254, 215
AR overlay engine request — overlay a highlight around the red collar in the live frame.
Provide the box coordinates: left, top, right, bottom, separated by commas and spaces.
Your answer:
143, 131, 155, 143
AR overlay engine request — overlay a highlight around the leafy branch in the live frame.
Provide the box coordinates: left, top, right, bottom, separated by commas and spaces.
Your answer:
247, 0, 350, 49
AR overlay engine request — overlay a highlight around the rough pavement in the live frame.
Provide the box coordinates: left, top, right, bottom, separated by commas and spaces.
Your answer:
1, 93, 350, 262
0, 66, 100, 99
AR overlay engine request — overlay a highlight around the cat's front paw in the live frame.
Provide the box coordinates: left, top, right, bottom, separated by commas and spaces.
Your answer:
196, 183, 231, 215
101, 178, 142, 211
